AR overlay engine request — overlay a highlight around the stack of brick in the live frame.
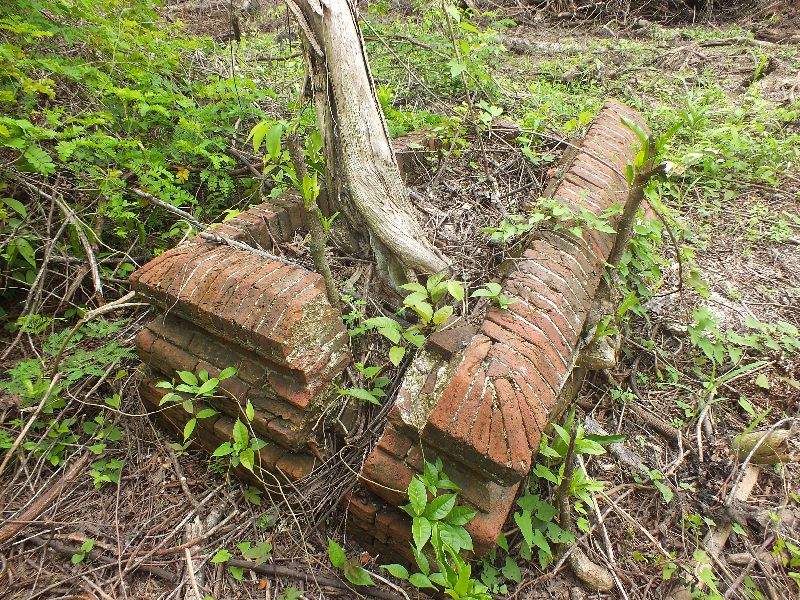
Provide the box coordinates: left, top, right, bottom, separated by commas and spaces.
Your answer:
130, 191, 351, 481
350, 100, 649, 561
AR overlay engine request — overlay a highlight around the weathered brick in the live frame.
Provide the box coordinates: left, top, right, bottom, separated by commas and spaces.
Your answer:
343, 489, 381, 526
427, 324, 478, 358
466, 481, 520, 555
135, 327, 157, 356
428, 335, 492, 435
147, 338, 199, 375
275, 452, 315, 481
265, 417, 307, 450
374, 509, 411, 546
361, 448, 413, 506
483, 308, 568, 378
375, 425, 415, 459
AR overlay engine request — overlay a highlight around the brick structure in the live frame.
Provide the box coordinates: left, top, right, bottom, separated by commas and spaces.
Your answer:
131, 191, 350, 481
129, 100, 648, 563
349, 100, 648, 560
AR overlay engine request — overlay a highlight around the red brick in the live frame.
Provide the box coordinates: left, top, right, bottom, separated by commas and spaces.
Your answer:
504, 274, 581, 338
556, 178, 606, 213
489, 290, 574, 366
361, 448, 413, 506
466, 481, 521, 556
428, 324, 478, 357
428, 335, 492, 434
470, 382, 493, 458
376, 425, 414, 459
266, 417, 307, 450
148, 338, 199, 375
258, 439, 287, 469
148, 314, 197, 348
343, 490, 380, 525
275, 452, 315, 480
135, 327, 157, 356
483, 308, 568, 378
492, 377, 533, 473
374, 509, 411, 545
248, 390, 306, 425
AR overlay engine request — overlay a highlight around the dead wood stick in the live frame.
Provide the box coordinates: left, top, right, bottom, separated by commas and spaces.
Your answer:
697, 465, 760, 591
26, 535, 179, 584
18, 179, 105, 304
224, 559, 404, 600
0, 453, 91, 546
131, 187, 299, 268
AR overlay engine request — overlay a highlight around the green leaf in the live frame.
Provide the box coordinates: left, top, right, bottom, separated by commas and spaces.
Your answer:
502, 556, 521, 583
196, 378, 218, 395
432, 304, 453, 326
446, 280, 465, 302
408, 478, 427, 516
210, 549, 232, 563
400, 282, 427, 295
2, 197, 26, 218
228, 565, 244, 581
239, 447, 255, 472
447, 59, 467, 78
344, 562, 375, 587
183, 418, 196, 441
212, 442, 233, 457
444, 4, 461, 22
14, 238, 36, 267
177, 371, 198, 386
219, 366, 237, 380
412, 516, 432, 549
232, 419, 249, 446
388, 345, 406, 367
340, 387, 380, 405
196, 408, 218, 419
327, 538, 347, 569
248, 121, 271, 154
755, 373, 769, 389
425, 493, 456, 520
382, 564, 409, 580
408, 572, 435, 589
245, 400, 255, 422
266, 123, 283, 159
439, 523, 473, 552
515, 510, 534, 546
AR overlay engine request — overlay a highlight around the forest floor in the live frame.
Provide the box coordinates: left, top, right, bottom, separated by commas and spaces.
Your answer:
1, 2, 799, 600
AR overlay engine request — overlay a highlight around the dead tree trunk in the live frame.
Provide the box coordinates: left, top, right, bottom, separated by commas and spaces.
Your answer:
285, 0, 449, 286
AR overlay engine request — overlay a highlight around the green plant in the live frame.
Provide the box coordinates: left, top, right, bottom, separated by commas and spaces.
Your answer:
381, 458, 491, 599
470, 282, 515, 310
156, 367, 235, 441
328, 538, 376, 586
210, 540, 273, 581
337, 363, 391, 406
70, 539, 94, 564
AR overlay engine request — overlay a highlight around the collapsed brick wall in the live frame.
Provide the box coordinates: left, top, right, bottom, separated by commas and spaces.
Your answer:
129, 99, 648, 564
131, 192, 351, 482
351, 100, 649, 561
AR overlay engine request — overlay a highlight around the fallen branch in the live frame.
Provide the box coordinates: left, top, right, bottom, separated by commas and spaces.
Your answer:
225, 559, 404, 600
0, 453, 91, 546
26, 535, 179, 584
131, 187, 300, 268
